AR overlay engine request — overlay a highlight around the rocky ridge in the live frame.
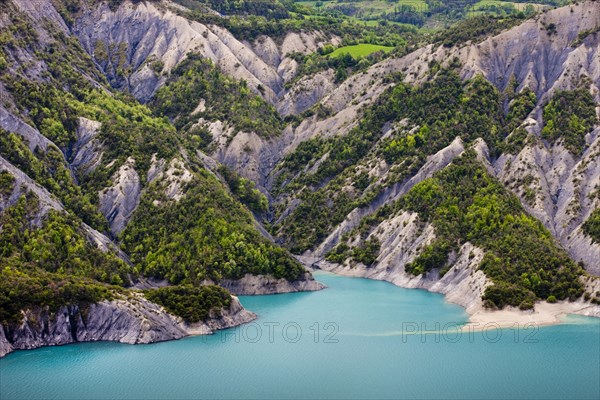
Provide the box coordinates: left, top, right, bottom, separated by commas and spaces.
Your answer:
281, 4, 600, 277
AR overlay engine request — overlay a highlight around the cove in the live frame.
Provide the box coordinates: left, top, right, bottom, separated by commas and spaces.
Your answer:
1, 272, 599, 400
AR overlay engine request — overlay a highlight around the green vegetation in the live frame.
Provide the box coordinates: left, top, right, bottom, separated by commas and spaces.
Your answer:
325, 150, 587, 310
0, 0, 312, 329
0, 192, 127, 324
0, 171, 15, 196
397, 152, 583, 309
152, 55, 284, 146
219, 166, 269, 213
582, 208, 600, 244
571, 25, 600, 47
175, 0, 290, 19
274, 67, 506, 252
434, 14, 528, 47
295, 0, 542, 27
326, 237, 380, 266
0, 0, 592, 329
326, 44, 394, 58
0, 130, 107, 230
405, 240, 451, 276
144, 285, 232, 323
8, 81, 177, 182
68, 89, 178, 186
121, 169, 305, 285
0, 193, 131, 285
472, 0, 544, 16
350, 237, 381, 266
498, 85, 537, 154
0, 76, 179, 226
541, 87, 598, 155
0, 267, 117, 325
286, 40, 404, 88
179, 0, 419, 43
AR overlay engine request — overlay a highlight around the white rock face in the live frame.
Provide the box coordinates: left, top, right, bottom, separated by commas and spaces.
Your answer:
0, 294, 256, 358
277, 69, 336, 116
274, 4, 599, 209
276, 2, 600, 146
0, 155, 130, 261
214, 130, 275, 185
67, 1, 341, 188
12, 0, 68, 39
285, 3, 600, 273
219, 272, 326, 295
456, 4, 600, 100
99, 157, 141, 235
147, 153, 166, 183
163, 158, 193, 201
9, 1, 600, 200
310, 137, 466, 258
317, 211, 490, 313
0, 155, 64, 225
0, 106, 53, 151
185, 297, 257, 335
0, 327, 12, 358
73, 2, 337, 104
70, 117, 103, 174
493, 129, 600, 274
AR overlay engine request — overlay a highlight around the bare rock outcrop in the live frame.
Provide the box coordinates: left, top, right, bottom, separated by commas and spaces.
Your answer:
0, 155, 130, 261
0, 155, 64, 225
317, 211, 490, 314
0, 294, 256, 359
493, 128, 600, 274
73, 1, 337, 104
70, 117, 103, 174
277, 69, 336, 116
0, 295, 185, 358
281, 2, 600, 149
0, 106, 52, 152
185, 297, 257, 334
310, 137, 466, 258
99, 157, 141, 235
219, 272, 326, 295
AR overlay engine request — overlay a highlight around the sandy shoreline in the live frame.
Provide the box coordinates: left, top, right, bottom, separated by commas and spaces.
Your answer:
463, 301, 600, 330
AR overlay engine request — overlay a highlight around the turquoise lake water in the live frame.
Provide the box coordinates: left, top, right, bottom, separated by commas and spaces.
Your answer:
1, 272, 599, 399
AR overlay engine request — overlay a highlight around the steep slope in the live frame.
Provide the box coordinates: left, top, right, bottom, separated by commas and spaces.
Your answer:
269, 3, 600, 276
65, 0, 599, 305
86, 1, 599, 254
68, 0, 415, 188
252, 5, 599, 317
0, 0, 320, 288
72, 0, 338, 103
0, 161, 255, 358
0, 0, 322, 357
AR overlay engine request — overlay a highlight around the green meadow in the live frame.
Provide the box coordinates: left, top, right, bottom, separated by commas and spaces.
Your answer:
326, 43, 395, 58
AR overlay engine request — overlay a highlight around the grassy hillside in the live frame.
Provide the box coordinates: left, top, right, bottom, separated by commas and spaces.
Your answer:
326, 44, 394, 58
293, 0, 552, 26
